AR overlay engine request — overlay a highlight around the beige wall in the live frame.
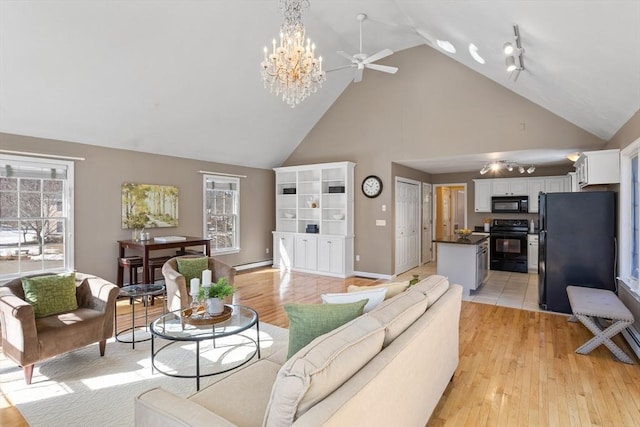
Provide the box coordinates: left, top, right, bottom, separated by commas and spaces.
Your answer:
1, 133, 275, 284
284, 45, 603, 276
606, 109, 640, 150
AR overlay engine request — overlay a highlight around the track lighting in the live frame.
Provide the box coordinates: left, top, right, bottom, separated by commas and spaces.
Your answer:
503, 24, 525, 81
479, 160, 535, 175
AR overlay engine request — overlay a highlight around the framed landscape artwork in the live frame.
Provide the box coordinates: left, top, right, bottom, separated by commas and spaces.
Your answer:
121, 183, 179, 229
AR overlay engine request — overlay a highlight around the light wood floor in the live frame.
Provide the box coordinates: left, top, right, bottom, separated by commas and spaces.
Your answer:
2, 266, 639, 426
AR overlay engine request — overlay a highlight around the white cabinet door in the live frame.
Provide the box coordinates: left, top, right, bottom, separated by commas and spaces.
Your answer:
527, 235, 539, 272
545, 177, 569, 193
318, 237, 344, 274
528, 179, 546, 213
491, 179, 527, 196
474, 180, 492, 212
294, 235, 317, 270
273, 232, 295, 269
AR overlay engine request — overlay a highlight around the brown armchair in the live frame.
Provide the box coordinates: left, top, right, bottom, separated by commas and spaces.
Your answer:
0, 272, 119, 384
162, 256, 236, 312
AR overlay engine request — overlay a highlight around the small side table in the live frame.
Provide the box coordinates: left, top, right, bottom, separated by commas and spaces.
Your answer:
115, 284, 165, 349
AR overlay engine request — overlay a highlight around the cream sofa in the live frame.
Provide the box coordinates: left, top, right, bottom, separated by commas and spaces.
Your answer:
135, 275, 462, 426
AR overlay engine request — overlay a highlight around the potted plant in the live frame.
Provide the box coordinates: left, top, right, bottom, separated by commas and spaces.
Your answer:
198, 277, 234, 315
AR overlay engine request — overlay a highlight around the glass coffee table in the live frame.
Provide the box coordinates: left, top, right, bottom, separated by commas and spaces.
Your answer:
149, 304, 260, 390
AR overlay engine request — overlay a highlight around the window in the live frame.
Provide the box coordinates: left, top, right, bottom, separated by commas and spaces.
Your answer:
0, 155, 74, 280
203, 175, 239, 254
620, 138, 640, 295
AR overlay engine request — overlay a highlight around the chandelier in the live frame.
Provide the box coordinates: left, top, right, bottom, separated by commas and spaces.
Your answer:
480, 160, 535, 175
260, 0, 326, 108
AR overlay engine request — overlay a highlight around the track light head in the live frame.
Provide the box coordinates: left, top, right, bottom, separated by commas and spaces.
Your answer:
503, 42, 514, 55
518, 166, 525, 174
480, 165, 489, 175
506, 164, 514, 171
506, 56, 517, 72
527, 165, 536, 174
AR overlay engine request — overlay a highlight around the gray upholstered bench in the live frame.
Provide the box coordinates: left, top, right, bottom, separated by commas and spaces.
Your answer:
566, 285, 635, 364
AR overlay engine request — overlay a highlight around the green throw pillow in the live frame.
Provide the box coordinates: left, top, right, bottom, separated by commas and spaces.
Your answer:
284, 299, 368, 359
22, 272, 78, 318
176, 256, 209, 288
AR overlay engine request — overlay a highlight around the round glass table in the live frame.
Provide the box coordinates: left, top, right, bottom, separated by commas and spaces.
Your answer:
149, 304, 260, 390
115, 284, 165, 349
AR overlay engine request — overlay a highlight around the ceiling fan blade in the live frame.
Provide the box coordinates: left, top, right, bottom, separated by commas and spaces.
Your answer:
325, 64, 356, 73
362, 48, 394, 64
337, 51, 355, 62
353, 68, 364, 83
365, 63, 398, 74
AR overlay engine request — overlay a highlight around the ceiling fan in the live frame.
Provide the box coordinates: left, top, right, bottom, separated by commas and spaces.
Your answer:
329, 13, 398, 83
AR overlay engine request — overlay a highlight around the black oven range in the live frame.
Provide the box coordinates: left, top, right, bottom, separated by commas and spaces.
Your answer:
490, 219, 529, 273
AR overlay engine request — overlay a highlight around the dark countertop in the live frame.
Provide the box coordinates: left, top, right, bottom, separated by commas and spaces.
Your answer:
433, 235, 489, 245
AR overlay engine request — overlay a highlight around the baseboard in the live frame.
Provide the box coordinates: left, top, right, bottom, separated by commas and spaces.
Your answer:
617, 280, 640, 359
234, 260, 273, 272
352, 270, 394, 281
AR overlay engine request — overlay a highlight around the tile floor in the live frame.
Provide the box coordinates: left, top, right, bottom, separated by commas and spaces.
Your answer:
400, 262, 542, 313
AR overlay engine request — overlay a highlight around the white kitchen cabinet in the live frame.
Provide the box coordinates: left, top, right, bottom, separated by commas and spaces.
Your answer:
528, 176, 570, 212
273, 232, 295, 269
491, 179, 528, 196
545, 176, 569, 193
473, 179, 492, 212
574, 149, 620, 188
527, 234, 539, 272
273, 161, 355, 277
294, 235, 318, 270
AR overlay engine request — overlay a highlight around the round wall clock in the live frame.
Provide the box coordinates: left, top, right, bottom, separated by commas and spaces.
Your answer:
362, 175, 383, 198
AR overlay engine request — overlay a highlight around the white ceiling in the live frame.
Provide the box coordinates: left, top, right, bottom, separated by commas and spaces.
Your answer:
1, 1, 639, 173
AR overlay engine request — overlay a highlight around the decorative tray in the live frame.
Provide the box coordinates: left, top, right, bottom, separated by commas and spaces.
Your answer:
181, 305, 232, 325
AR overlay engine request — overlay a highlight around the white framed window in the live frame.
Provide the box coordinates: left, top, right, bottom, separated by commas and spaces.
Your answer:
203, 174, 240, 254
0, 155, 74, 281
620, 138, 640, 295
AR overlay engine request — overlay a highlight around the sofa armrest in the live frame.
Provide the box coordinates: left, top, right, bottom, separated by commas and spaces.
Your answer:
75, 273, 119, 339
0, 287, 39, 365
135, 387, 237, 427
210, 258, 236, 286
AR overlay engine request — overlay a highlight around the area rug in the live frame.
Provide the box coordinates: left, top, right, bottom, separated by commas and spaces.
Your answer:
0, 322, 288, 426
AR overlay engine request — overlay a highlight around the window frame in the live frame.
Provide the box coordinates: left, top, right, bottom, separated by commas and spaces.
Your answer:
202, 174, 240, 255
0, 154, 75, 281
619, 137, 640, 296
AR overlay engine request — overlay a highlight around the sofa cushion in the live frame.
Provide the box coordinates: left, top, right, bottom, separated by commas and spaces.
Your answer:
263, 315, 385, 427
410, 275, 450, 307
284, 299, 367, 359
347, 281, 409, 300
176, 256, 208, 287
21, 272, 77, 318
368, 289, 429, 347
321, 287, 386, 313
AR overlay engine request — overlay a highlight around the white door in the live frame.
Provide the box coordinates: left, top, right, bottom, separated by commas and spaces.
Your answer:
396, 179, 420, 275
422, 183, 433, 264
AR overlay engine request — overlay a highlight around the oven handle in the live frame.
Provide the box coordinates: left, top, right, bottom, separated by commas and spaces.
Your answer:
490, 231, 528, 238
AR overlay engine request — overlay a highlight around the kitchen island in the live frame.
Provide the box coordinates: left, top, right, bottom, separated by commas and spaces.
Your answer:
434, 235, 489, 298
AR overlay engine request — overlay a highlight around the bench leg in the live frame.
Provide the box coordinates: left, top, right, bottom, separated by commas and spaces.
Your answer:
573, 314, 634, 364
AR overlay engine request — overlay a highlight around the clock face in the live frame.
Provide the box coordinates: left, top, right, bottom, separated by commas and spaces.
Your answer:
362, 175, 383, 198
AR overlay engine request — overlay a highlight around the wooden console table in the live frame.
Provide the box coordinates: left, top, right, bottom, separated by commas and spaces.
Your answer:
118, 236, 211, 284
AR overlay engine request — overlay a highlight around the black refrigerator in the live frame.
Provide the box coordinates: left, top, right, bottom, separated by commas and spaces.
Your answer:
538, 191, 616, 314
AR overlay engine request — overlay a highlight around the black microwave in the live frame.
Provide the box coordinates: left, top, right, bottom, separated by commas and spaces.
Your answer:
491, 196, 529, 213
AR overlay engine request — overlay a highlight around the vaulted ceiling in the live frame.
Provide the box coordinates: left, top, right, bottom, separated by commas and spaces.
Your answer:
1, 1, 639, 171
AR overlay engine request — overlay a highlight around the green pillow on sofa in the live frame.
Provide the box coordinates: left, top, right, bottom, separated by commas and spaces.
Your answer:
176, 256, 208, 287
22, 272, 78, 318
284, 299, 368, 359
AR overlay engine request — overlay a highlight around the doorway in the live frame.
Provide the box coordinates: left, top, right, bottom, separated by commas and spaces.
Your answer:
395, 178, 421, 275
422, 183, 433, 264
434, 184, 467, 239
